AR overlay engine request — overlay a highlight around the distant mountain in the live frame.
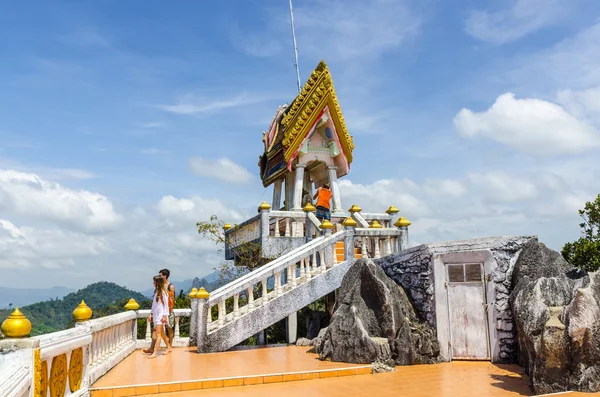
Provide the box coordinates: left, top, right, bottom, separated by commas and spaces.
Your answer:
0, 281, 147, 336
139, 270, 221, 297
0, 286, 75, 309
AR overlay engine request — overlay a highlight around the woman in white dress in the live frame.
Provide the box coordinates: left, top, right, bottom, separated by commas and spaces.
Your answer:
147, 275, 172, 358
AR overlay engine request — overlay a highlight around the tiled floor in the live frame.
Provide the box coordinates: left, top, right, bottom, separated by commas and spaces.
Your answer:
127, 361, 534, 397
92, 346, 368, 388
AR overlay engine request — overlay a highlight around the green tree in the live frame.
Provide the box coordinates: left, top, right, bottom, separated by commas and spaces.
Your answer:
562, 194, 600, 272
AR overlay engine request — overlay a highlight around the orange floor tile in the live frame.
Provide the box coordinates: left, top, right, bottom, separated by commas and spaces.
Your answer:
128, 362, 535, 397
92, 346, 368, 389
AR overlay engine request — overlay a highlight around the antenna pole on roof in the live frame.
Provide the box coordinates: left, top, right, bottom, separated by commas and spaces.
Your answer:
288, 0, 301, 93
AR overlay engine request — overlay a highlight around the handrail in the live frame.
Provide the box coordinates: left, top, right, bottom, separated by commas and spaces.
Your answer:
209, 233, 327, 297
209, 230, 347, 304
354, 228, 401, 236
269, 210, 307, 219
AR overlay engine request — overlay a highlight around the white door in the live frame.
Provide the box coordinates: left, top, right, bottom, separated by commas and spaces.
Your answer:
446, 263, 490, 360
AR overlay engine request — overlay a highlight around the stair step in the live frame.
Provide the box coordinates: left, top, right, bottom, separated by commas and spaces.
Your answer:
90, 366, 373, 396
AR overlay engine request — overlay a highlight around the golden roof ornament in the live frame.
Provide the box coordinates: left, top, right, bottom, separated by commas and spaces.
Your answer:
348, 204, 362, 213
124, 299, 140, 310
258, 202, 272, 211
72, 300, 92, 322
342, 217, 358, 227
320, 220, 334, 229
1, 308, 31, 338
303, 203, 316, 212
369, 220, 383, 229
223, 223, 232, 231
394, 217, 412, 227
188, 288, 198, 298
195, 287, 210, 299
386, 206, 399, 215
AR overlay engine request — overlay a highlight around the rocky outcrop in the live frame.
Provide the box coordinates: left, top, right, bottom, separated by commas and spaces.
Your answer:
312, 259, 440, 366
510, 239, 599, 394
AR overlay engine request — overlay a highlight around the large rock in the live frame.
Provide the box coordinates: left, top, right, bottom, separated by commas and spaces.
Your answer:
313, 259, 439, 365
510, 239, 599, 394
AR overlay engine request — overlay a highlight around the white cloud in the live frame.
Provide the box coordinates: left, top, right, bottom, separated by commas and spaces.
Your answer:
465, 0, 567, 44
236, 0, 421, 62
157, 92, 272, 115
468, 171, 538, 202
189, 157, 254, 184
140, 148, 167, 155
423, 179, 467, 198
557, 86, 600, 122
0, 170, 121, 232
454, 92, 600, 155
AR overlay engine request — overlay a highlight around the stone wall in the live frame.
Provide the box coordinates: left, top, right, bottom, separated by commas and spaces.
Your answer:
375, 235, 533, 363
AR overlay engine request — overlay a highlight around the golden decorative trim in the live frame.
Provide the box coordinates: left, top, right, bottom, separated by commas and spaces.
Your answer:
302, 203, 316, 212
348, 204, 362, 213
1, 308, 31, 338
195, 287, 210, 299
280, 60, 354, 164
49, 354, 67, 397
342, 217, 358, 227
320, 220, 334, 229
369, 221, 383, 229
223, 223, 232, 231
258, 202, 272, 211
124, 298, 140, 310
394, 217, 412, 227
188, 288, 198, 299
33, 348, 48, 397
386, 206, 399, 214
68, 348, 83, 392
72, 300, 92, 322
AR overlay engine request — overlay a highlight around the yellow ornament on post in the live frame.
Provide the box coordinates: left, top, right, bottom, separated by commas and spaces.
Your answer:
124, 299, 140, 310
394, 217, 412, 227
1, 308, 32, 338
348, 204, 362, 213
320, 219, 334, 229
72, 301, 92, 322
188, 287, 199, 299
195, 287, 210, 299
386, 205, 399, 215
369, 220, 383, 229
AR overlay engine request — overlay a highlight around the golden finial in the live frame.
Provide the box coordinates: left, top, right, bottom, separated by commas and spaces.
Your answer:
320, 220, 334, 229
303, 203, 316, 212
188, 288, 198, 299
348, 204, 362, 213
223, 223, 232, 231
72, 300, 92, 322
386, 206, 399, 214
195, 287, 210, 299
342, 217, 358, 227
394, 217, 412, 227
258, 202, 272, 211
1, 308, 32, 338
124, 299, 140, 310
369, 220, 383, 229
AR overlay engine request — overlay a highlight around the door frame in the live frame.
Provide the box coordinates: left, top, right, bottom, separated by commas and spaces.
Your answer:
445, 262, 491, 360
433, 250, 499, 362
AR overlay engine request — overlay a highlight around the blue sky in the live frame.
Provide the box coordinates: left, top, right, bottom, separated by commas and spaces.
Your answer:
1, 0, 600, 291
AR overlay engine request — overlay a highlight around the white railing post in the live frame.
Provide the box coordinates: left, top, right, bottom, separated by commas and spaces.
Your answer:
248, 286, 255, 310
361, 237, 368, 258
374, 237, 381, 259
218, 301, 225, 327
394, 217, 411, 251
275, 218, 280, 237
262, 278, 269, 303
342, 217, 356, 261
233, 293, 240, 319
285, 218, 291, 237
189, 289, 199, 346
275, 271, 282, 296
291, 264, 297, 287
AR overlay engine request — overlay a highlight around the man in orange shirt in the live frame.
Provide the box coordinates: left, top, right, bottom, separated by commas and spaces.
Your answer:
313, 183, 332, 222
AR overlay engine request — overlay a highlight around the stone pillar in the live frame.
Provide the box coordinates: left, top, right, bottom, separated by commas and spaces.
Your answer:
195, 288, 210, 353
258, 202, 271, 248
286, 312, 298, 345
394, 217, 411, 251
272, 179, 283, 209
292, 164, 306, 211
189, 289, 198, 346
327, 166, 343, 214
285, 172, 295, 210
304, 203, 316, 243
342, 218, 356, 261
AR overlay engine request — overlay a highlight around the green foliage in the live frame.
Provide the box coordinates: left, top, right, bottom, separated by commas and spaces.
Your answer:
0, 282, 147, 336
562, 194, 600, 272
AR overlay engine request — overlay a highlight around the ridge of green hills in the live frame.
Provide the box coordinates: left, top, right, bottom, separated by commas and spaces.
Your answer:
0, 281, 147, 336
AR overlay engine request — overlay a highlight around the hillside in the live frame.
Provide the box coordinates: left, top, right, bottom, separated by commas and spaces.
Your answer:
0, 281, 147, 336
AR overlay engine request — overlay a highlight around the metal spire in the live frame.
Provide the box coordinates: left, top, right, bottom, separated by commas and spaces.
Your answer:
288, 0, 301, 93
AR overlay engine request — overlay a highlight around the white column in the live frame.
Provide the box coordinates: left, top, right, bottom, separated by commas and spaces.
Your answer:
272, 179, 283, 209
292, 163, 306, 211
327, 165, 343, 214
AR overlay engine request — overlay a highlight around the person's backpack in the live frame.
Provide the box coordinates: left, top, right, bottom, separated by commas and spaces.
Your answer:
167, 283, 175, 313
